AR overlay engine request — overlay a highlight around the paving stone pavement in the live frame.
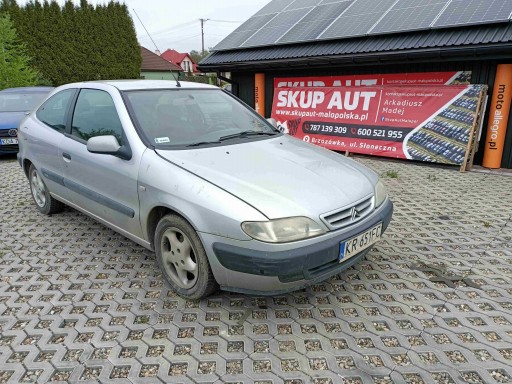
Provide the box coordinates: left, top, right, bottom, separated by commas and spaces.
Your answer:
1, 155, 512, 384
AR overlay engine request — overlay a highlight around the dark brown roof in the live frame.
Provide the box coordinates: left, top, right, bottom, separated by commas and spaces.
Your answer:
140, 46, 182, 72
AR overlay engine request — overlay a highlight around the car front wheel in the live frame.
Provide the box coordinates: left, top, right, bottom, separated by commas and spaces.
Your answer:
155, 214, 218, 299
29, 164, 64, 215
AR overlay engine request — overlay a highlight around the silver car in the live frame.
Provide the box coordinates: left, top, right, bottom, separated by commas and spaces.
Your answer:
17, 80, 393, 299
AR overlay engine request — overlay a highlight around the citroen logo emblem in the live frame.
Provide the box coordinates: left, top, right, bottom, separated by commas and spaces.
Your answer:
351, 207, 359, 221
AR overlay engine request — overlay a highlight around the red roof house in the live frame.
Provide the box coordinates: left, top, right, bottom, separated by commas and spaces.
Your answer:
161, 49, 200, 74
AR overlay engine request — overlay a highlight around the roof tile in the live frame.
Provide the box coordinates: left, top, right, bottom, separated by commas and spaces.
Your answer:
140, 47, 182, 72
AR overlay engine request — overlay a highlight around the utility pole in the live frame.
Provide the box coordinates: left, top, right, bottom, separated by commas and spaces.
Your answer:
200, 18, 209, 55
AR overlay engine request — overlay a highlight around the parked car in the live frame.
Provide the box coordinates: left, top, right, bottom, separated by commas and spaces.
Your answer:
17, 80, 393, 299
0, 87, 53, 154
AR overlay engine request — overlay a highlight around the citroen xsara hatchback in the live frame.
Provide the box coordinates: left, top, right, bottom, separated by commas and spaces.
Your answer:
18, 80, 393, 299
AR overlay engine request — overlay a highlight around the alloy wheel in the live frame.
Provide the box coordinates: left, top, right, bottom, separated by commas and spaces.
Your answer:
30, 169, 46, 208
160, 227, 198, 289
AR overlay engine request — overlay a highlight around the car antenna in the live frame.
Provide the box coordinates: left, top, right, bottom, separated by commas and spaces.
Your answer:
132, 8, 181, 88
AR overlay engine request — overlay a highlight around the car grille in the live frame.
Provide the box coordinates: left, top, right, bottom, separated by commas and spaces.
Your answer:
0, 129, 18, 152
320, 195, 374, 230
0, 129, 17, 138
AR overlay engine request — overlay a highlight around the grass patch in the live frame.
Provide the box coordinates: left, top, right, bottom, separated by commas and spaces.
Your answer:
383, 170, 399, 179
427, 174, 438, 182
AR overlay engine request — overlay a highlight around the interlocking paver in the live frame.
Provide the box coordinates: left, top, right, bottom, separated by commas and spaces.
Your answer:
1, 156, 512, 383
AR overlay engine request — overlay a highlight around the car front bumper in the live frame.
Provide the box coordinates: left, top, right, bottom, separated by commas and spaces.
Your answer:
0, 144, 19, 154
200, 198, 393, 295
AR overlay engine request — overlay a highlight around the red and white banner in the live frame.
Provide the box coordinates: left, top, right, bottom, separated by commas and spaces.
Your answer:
271, 84, 483, 164
274, 71, 472, 88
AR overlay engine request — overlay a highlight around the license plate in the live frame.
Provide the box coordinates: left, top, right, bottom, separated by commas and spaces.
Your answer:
0, 138, 18, 145
339, 223, 382, 262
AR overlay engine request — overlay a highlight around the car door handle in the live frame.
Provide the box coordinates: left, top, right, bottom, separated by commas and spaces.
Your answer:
62, 152, 71, 161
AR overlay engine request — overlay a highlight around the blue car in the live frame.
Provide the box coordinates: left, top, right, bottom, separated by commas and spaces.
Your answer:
0, 87, 53, 154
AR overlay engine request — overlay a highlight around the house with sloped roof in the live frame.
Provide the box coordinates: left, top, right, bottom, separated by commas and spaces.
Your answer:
140, 46, 182, 80
199, 0, 512, 169
160, 49, 199, 74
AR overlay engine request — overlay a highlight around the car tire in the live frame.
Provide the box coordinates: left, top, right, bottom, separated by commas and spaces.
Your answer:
28, 164, 64, 215
155, 214, 218, 299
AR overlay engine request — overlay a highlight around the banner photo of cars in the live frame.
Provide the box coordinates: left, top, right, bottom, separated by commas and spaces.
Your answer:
271, 84, 486, 165
274, 71, 472, 89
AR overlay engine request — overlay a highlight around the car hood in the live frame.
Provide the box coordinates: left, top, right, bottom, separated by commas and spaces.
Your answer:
156, 136, 376, 220
0, 111, 25, 129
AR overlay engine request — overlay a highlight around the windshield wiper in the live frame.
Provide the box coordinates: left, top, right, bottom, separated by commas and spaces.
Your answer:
186, 140, 222, 147
186, 131, 278, 147
219, 130, 278, 141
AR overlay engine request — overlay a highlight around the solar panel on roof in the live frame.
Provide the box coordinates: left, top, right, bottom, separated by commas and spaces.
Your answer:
434, 0, 512, 27
370, 3, 447, 34
320, 12, 381, 38
279, 2, 353, 42
213, 0, 512, 51
254, 0, 295, 16
319, 0, 395, 38
242, 7, 313, 47
214, 13, 278, 50
392, 0, 449, 8
285, 0, 321, 10
318, 0, 351, 4
214, 31, 257, 50
339, 0, 395, 17
236, 13, 278, 32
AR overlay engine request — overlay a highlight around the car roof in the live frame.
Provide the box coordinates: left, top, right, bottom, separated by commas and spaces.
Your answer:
60, 80, 218, 91
0, 86, 54, 93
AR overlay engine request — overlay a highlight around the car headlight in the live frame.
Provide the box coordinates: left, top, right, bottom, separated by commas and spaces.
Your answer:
374, 180, 388, 207
241, 217, 325, 243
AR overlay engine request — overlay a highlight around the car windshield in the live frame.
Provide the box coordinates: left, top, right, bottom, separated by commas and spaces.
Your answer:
0, 92, 48, 112
123, 89, 279, 148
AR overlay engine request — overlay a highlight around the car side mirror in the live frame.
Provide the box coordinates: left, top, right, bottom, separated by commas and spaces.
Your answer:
87, 135, 131, 160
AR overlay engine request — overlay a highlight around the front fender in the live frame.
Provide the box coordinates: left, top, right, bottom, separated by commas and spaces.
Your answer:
138, 150, 267, 242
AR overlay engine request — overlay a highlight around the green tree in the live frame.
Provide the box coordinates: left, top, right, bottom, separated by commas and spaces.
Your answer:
1, 0, 141, 86
189, 49, 210, 63
0, 12, 38, 89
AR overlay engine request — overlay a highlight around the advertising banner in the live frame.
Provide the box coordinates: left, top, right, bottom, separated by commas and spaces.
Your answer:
271, 84, 485, 165
274, 71, 472, 89
482, 64, 512, 169
255, 73, 265, 116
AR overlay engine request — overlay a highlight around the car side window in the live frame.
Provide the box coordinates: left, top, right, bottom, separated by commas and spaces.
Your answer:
71, 89, 124, 145
36, 89, 75, 132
